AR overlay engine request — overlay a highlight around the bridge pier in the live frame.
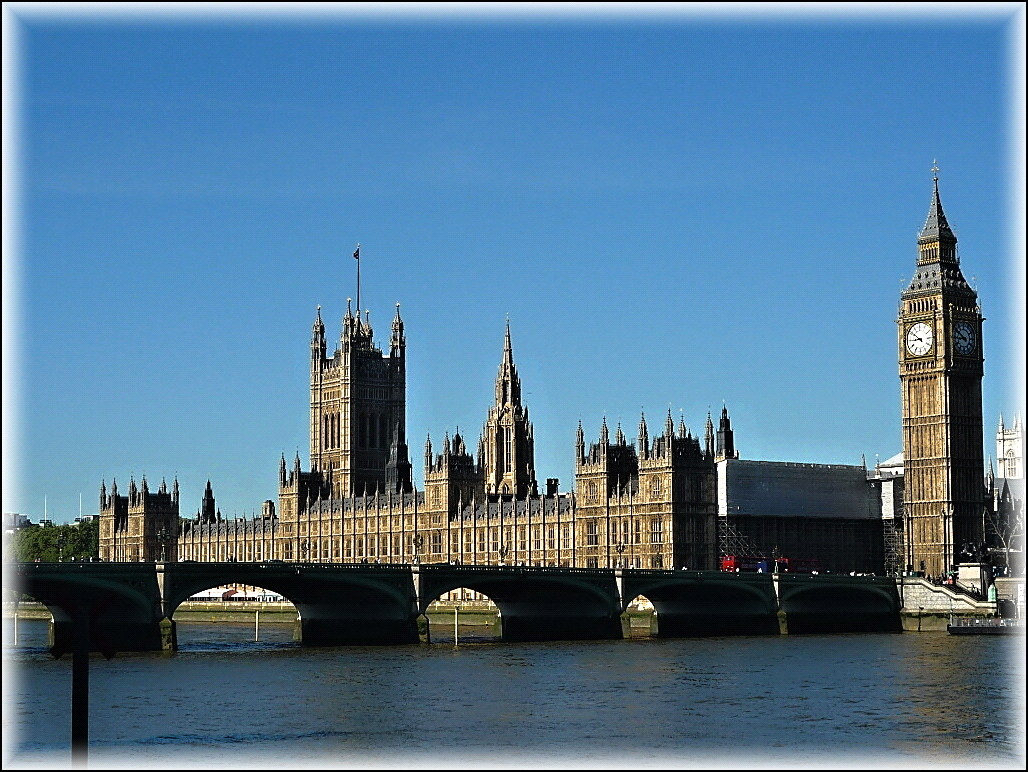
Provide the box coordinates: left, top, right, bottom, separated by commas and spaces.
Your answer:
50, 615, 165, 658
159, 617, 177, 651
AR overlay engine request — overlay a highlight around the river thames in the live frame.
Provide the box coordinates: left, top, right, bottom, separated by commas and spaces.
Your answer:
3, 617, 1025, 769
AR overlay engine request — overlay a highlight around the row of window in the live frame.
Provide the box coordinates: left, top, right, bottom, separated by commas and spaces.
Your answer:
585, 555, 664, 569
585, 518, 664, 545
584, 478, 704, 503
176, 516, 668, 560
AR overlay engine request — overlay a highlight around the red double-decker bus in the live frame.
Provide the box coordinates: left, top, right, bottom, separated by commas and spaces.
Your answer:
774, 557, 820, 573
721, 555, 820, 573
720, 555, 770, 573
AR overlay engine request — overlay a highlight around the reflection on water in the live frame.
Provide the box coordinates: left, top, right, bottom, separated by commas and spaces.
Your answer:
3, 617, 1024, 769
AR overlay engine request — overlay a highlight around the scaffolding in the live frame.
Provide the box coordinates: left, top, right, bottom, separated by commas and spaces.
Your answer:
718, 516, 764, 558
883, 517, 904, 577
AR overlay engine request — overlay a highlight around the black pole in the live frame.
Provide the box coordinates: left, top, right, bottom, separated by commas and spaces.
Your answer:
71, 612, 89, 768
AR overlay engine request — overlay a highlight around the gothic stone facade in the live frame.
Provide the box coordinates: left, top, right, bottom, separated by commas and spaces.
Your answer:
147, 309, 719, 569
99, 476, 179, 562
266, 317, 719, 570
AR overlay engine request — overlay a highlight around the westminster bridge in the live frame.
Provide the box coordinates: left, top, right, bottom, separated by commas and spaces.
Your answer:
9, 561, 903, 656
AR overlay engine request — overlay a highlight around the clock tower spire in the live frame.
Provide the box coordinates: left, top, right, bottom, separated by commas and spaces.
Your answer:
898, 165, 986, 578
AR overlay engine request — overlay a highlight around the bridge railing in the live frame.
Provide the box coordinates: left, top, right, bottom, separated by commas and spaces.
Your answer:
416, 563, 618, 576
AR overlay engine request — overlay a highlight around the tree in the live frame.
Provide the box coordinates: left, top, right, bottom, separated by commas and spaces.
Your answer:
3, 520, 100, 563
986, 500, 1025, 576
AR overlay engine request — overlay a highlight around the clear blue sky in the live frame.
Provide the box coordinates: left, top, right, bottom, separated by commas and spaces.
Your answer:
3, 4, 1025, 524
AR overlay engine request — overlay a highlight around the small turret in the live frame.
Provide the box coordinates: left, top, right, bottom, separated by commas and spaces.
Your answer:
312, 305, 326, 366
201, 480, 217, 523
390, 303, 405, 359
716, 404, 737, 461
638, 412, 650, 459
385, 420, 413, 493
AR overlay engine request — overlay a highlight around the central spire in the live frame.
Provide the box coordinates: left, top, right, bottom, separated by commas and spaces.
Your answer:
919, 166, 955, 245
906, 163, 973, 298
482, 319, 536, 497
495, 319, 522, 407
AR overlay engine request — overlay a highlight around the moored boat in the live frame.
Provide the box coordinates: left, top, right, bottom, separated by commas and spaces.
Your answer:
947, 616, 1023, 635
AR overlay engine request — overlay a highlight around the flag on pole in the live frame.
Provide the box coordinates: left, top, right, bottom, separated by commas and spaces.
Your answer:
353, 245, 360, 260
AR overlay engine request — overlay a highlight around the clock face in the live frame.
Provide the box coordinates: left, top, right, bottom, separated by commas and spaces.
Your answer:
953, 321, 976, 355
906, 322, 934, 356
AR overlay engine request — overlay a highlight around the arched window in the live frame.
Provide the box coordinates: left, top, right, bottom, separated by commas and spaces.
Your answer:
585, 519, 598, 546
650, 476, 663, 499
1006, 450, 1018, 478
650, 518, 663, 544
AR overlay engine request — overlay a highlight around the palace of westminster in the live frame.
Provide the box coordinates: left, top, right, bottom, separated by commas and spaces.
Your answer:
99, 177, 1024, 580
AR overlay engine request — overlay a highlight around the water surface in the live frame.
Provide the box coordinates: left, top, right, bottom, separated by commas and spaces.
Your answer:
3, 618, 1024, 769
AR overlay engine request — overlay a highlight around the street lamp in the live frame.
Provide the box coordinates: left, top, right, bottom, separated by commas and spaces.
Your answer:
157, 528, 169, 562
614, 541, 626, 568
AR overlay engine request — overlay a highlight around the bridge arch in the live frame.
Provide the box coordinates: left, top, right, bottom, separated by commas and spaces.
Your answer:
777, 578, 902, 634
14, 564, 164, 656
162, 563, 420, 646
423, 587, 502, 644
620, 571, 781, 637
416, 565, 623, 642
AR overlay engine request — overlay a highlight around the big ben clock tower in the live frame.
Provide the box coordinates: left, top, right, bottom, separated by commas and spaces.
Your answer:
899, 167, 986, 578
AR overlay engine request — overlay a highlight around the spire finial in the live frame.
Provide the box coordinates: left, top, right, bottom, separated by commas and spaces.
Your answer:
353, 243, 361, 317
932, 159, 939, 182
